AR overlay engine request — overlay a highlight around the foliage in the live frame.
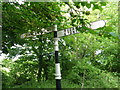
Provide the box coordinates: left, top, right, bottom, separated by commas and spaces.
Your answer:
66, 61, 119, 88
1, 1, 119, 88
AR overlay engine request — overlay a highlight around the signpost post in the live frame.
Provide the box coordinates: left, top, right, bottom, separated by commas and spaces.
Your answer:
21, 20, 106, 90
54, 25, 61, 90
53, 20, 106, 90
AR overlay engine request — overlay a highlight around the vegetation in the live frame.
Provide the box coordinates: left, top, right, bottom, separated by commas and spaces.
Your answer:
1, 1, 119, 88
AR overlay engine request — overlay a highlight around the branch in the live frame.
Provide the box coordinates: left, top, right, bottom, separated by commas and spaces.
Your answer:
65, 2, 82, 15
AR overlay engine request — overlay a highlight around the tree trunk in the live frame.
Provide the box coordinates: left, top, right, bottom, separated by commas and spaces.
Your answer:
37, 36, 44, 82
37, 55, 43, 82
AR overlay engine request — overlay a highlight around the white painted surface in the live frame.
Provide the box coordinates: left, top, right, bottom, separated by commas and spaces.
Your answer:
21, 20, 106, 38
54, 38, 59, 51
55, 63, 61, 79
57, 30, 64, 37
54, 25, 57, 31
89, 20, 106, 30
57, 27, 80, 37
57, 20, 106, 37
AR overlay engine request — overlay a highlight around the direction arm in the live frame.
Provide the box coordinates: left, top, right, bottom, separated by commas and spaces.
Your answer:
21, 20, 106, 38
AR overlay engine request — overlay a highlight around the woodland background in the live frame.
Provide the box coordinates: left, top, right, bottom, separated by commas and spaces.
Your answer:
1, 1, 120, 88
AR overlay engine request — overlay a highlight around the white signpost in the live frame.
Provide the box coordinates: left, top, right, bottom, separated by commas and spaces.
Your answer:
21, 20, 106, 38
55, 20, 106, 90
21, 20, 106, 90
57, 26, 80, 37
57, 20, 106, 37
89, 20, 106, 30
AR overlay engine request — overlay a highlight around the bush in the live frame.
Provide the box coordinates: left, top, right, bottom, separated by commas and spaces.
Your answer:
66, 61, 119, 88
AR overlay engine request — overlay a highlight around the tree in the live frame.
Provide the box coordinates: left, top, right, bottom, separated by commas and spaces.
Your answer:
4, 1, 119, 88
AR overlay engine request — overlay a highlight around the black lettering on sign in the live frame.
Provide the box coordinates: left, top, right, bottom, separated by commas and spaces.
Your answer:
72, 27, 77, 34
65, 28, 68, 35
64, 29, 67, 36
67, 28, 71, 35
64, 27, 78, 36
70, 28, 73, 34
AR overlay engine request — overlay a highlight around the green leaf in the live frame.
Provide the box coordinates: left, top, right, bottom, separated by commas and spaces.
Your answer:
86, 4, 91, 9
74, 2, 80, 8
93, 5, 103, 11
80, 2, 87, 6
100, 2, 107, 6
104, 26, 113, 32
109, 32, 117, 37
82, 26, 97, 34
72, 19, 77, 24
